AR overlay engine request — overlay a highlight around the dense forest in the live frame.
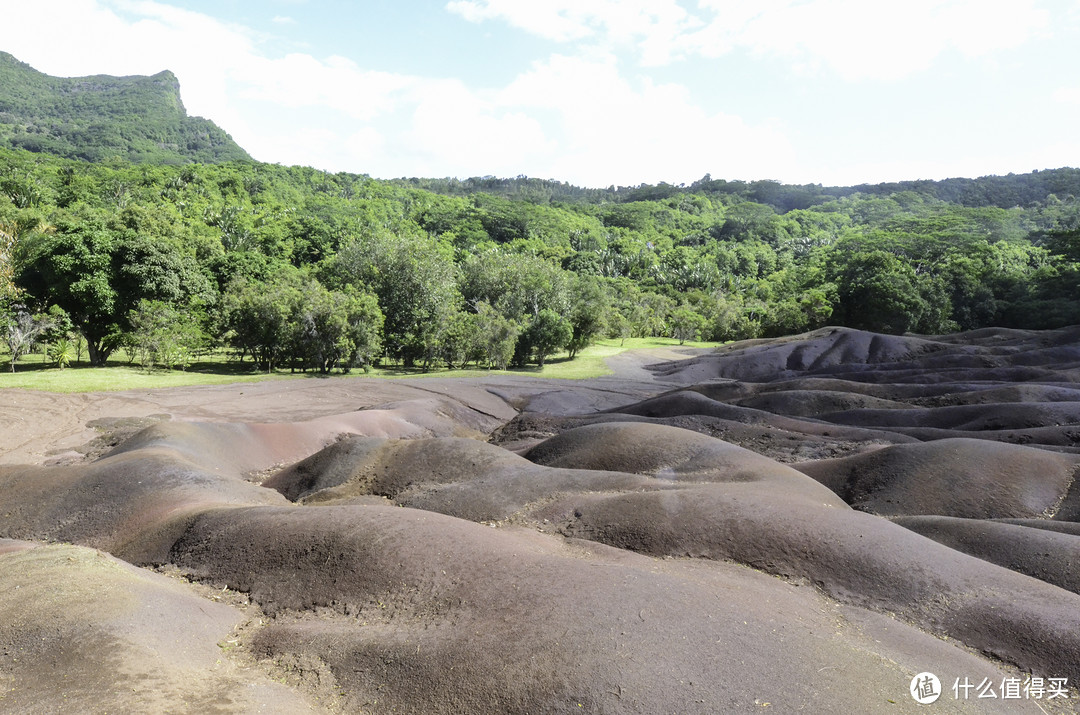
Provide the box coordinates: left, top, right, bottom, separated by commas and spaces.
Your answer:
3, 141, 1080, 374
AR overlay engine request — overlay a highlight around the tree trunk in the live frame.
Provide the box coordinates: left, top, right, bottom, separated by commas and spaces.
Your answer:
86, 340, 112, 367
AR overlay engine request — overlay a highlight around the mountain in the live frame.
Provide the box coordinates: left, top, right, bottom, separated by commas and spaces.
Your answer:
0, 52, 250, 165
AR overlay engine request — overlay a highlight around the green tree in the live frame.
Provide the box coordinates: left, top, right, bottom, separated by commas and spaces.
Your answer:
0, 220, 20, 304
475, 302, 519, 370
41, 304, 75, 367
516, 309, 572, 367
669, 306, 708, 344
128, 299, 206, 371
831, 250, 937, 334
565, 274, 608, 358
437, 310, 484, 369
331, 231, 459, 367
48, 338, 74, 368
16, 210, 213, 365
460, 250, 568, 322
290, 282, 383, 373
708, 294, 765, 342
16, 213, 122, 364
714, 202, 789, 246
628, 291, 674, 337
605, 310, 632, 345
220, 274, 302, 372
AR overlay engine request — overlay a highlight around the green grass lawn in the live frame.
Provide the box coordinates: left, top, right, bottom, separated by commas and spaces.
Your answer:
0, 353, 300, 393
0, 337, 720, 393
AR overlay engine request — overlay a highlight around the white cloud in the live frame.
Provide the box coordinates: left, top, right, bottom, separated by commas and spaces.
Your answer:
497, 53, 792, 185
407, 79, 557, 176
254, 127, 340, 169
447, 0, 699, 64
343, 127, 387, 167
6, 0, 1063, 188
691, 0, 1050, 81
807, 139, 1080, 187
451, 0, 1051, 80
271, 15, 295, 25
1, 0, 259, 130
233, 53, 417, 121
0, 0, 795, 185
247, 48, 792, 186
447, 0, 597, 41
0, 1, 424, 165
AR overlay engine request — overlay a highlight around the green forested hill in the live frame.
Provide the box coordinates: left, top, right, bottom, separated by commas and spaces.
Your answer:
399, 168, 1080, 213
1, 50, 1079, 376
0, 52, 250, 165
3, 144, 1080, 374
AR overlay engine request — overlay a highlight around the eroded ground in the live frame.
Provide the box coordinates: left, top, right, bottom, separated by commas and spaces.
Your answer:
3, 328, 1080, 713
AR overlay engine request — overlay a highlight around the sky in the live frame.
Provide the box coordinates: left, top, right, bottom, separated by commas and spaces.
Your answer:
3, 0, 1080, 188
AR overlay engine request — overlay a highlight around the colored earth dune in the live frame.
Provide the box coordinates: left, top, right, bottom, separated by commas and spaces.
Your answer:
3, 326, 1080, 713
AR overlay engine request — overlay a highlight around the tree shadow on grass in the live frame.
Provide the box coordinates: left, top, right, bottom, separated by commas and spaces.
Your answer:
4, 359, 59, 373
181, 360, 272, 376
2, 356, 556, 380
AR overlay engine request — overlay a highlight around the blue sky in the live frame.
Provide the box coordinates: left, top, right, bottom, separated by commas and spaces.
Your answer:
5, 0, 1080, 188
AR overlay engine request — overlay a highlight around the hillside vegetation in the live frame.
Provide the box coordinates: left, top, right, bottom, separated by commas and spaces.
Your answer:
3, 145, 1080, 376
0, 52, 249, 165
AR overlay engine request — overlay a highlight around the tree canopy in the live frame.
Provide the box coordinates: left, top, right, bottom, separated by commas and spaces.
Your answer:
2, 143, 1079, 375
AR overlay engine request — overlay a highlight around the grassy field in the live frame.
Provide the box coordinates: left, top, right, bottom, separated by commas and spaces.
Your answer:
0, 337, 720, 393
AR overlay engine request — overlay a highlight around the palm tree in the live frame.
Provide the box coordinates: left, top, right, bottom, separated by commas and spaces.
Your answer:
49, 338, 75, 369
0, 220, 19, 303
0, 217, 54, 303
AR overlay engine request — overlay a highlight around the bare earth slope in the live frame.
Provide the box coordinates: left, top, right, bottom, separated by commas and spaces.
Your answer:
2, 328, 1080, 712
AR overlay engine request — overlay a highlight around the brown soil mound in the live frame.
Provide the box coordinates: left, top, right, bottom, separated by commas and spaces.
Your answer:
891, 516, 1080, 595
732, 388, 913, 416
168, 503, 1038, 713
0, 542, 315, 714
604, 389, 916, 444
522, 422, 839, 496
818, 401, 1080, 431
794, 438, 1080, 519
911, 383, 1080, 406
652, 325, 1080, 384
4, 330, 1080, 712
493, 409, 900, 462
650, 327, 947, 382
552, 483, 1080, 686
265, 434, 657, 523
